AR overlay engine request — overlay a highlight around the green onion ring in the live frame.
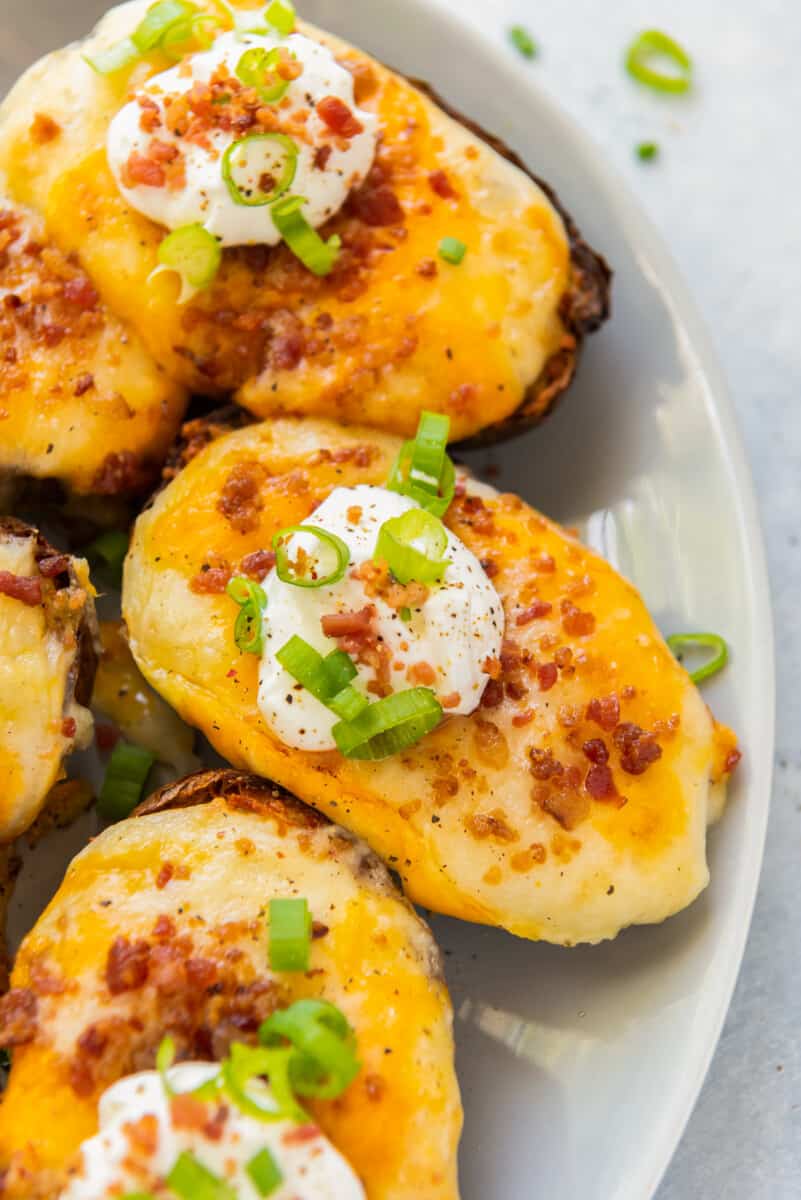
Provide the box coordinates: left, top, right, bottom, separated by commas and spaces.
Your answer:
260, 998, 359, 1099
272, 524, 350, 588
132, 0, 198, 52
236, 46, 293, 103
666, 632, 728, 684
155, 224, 221, 302
332, 686, 443, 760
271, 195, 341, 276
222, 133, 298, 207
97, 741, 155, 821
386, 440, 455, 517
222, 1042, 304, 1123
374, 508, 449, 586
226, 576, 267, 655
625, 30, 693, 94
408, 410, 449, 493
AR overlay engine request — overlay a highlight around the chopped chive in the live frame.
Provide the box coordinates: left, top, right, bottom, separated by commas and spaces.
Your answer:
636, 141, 659, 161
269, 897, 311, 972
247, 1147, 283, 1196
509, 25, 537, 59
166, 1150, 235, 1200
438, 237, 467, 265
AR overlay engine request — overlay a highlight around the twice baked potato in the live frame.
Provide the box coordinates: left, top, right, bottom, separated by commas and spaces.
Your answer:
0, 199, 187, 495
124, 415, 740, 945
0, 768, 461, 1199
0, 518, 98, 841
0, 0, 609, 444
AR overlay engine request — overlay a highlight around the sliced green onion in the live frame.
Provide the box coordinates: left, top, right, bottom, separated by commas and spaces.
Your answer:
120, 1193, 159, 1200
399, 605, 411, 622
223, 133, 298, 207
269, 897, 311, 972
236, 46, 292, 102
277, 635, 340, 703
322, 648, 358, 691
271, 195, 341, 276
332, 687, 442, 760
273, 524, 350, 588
226, 576, 267, 656
166, 1150, 236, 1200
409, 410, 450, 491
86, 528, 129, 587
327, 684, 369, 722
386, 411, 455, 516
265, 0, 296, 36
260, 998, 359, 1099
625, 30, 693, 94
160, 11, 218, 58
666, 632, 728, 684
247, 1147, 283, 1196
84, 38, 140, 75
438, 237, 467, 265
375, 508, 449, 585
509, 25, 537, 59
97, 741, 155, 821
132, 0, 197, 51
636, 140, 660, 161
222, 1042, 303, 1123
156, 1033, 176, 1095
153, 224, 221, 304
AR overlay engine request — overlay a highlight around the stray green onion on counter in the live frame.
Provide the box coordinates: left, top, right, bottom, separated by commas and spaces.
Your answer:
97, 741, 156, 821
636, 141, 660, 162
509, 25, 537, 59
667, 632, 728, 684
625, 29, 693, 94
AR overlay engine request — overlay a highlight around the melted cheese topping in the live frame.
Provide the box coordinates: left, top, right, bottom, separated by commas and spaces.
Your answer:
107, 31, 378, 246
62, 1064, 365, 1199
258, 484, 504, 751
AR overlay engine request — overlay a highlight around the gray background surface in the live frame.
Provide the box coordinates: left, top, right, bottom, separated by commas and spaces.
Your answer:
0, 0, 798, 1195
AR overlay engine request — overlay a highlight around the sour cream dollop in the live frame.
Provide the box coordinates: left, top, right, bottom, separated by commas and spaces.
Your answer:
107, 31, 378, 246
61, 1063, 365, 1200
258, 485, 505, 752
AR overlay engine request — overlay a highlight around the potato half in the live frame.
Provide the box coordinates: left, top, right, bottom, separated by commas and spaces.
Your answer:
0, 0, 609, 445
0, 769, 461, 1199
124, 416, 739, 945
0, 518, 97, 841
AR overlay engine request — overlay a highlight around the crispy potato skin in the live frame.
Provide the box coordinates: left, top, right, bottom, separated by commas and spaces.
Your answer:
0, 518, 98, 841
123, 417, 739, 945
0, 770, 461, 1199
0, 1, 608, 445
0, 199, 187, 495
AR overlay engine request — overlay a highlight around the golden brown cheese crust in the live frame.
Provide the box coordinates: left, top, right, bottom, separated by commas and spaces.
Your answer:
0, 518, 98, 841
0, 0, 609, 445
0, 201, 187, 494
0, 769, 461, 1199
123, 416, 739, 945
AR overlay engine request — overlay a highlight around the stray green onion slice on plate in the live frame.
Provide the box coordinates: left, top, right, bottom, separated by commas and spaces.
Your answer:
625, 29, 693, 94
666, 632, 728, 683
97, 741, 155, 821
509, 25, 537, 58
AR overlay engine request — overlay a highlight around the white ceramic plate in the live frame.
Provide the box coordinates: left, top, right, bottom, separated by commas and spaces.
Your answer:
1, 2, 775, 1198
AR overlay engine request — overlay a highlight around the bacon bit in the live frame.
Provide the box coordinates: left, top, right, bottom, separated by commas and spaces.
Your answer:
105, 937, 150, 994
138, 95, 162, 132
123, 150, 166, 188
321, 606, 374, 638
217, 462, 266, 534
725, 747, 742, 773
510, 844, 547, 871
480, 678, 504, 708
441, 691, 461, 709
538, 789, 591, 831
203, 1104, 230, 1141
156, 863, 174, 890
428, 169, 457, 199
346, 505, 363, 524
472, 718, 509, 768
560, 599, 596, 637
479, 556, 499, 579
416, 257, 437, 278
505, 679, 528, 701
582, 738, 609, 765
63, 274, 99, 310
536, 553, 556, 574
457, 492, 494, 534
152, 914, 176, 939
314, 144, 333, 170
466, 808, 518, 842
30, 111, 61, 143
73, 372, 95, 396
269, 313, 305, 370
149, 138, 179, 164
512, 709, 534, 727
42, 321, 66, 347
282, 1124, 321, 1146
91, 450, 151, 495
38, 554, 69, 577
347, 58, 378, 103
316, 95, 363, 138
554, 646, 573, 670
61, 716, 77, 739
516, 600, 553, 626
125, 1113, 159, 1155
613, 722, 662, 776
537, 662, 558, 692
586, 694, 620, 731
481, 655, 502, 680
171, 1093, 209, 1131
0, 988, 38, 1045
239, 548, 275, 580
407, 661, 436, 686
529, 747, 562, 781
95, 722, 120, 752
0, 571, 42, 606
364, 1073, 386, 1101
585, 763, 616, 800
190, 561, 232, 594
350, 183, 404, 227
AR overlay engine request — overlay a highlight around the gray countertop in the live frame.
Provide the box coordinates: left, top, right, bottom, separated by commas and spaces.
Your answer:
1, 0, 798, 1193
447, 1, 799, 1194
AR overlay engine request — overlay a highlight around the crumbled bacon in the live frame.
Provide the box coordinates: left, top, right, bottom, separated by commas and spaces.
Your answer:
321, 606, 374, 638
480, 678, 504, 708
0, 571, 42, 606
586, 694, 620, 731
516, 600, 553, 626
585, 763, 616, 799
316, 95, 364, 138
416, 257, 437, 278
613, 722, 662, 775
190, 560, 232, 594
239, 549, 276, 580
537, 662, 558, 692
30, 111, 61, 143
466, 808, 518, 842
73, 372, 95, 396
122, 151, 166, 188
560, 599, 596, 637
105, 937, 150, 994
314, 144, 333, 171
38, 554, 69, 577
217, 462, 266, 534
582, 738, 609, 764
0, 988, 38, 1045
428, 169, 457, 199
407, 661, 436, 686
349, 182, 404, 227
61, 716, 77, 739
